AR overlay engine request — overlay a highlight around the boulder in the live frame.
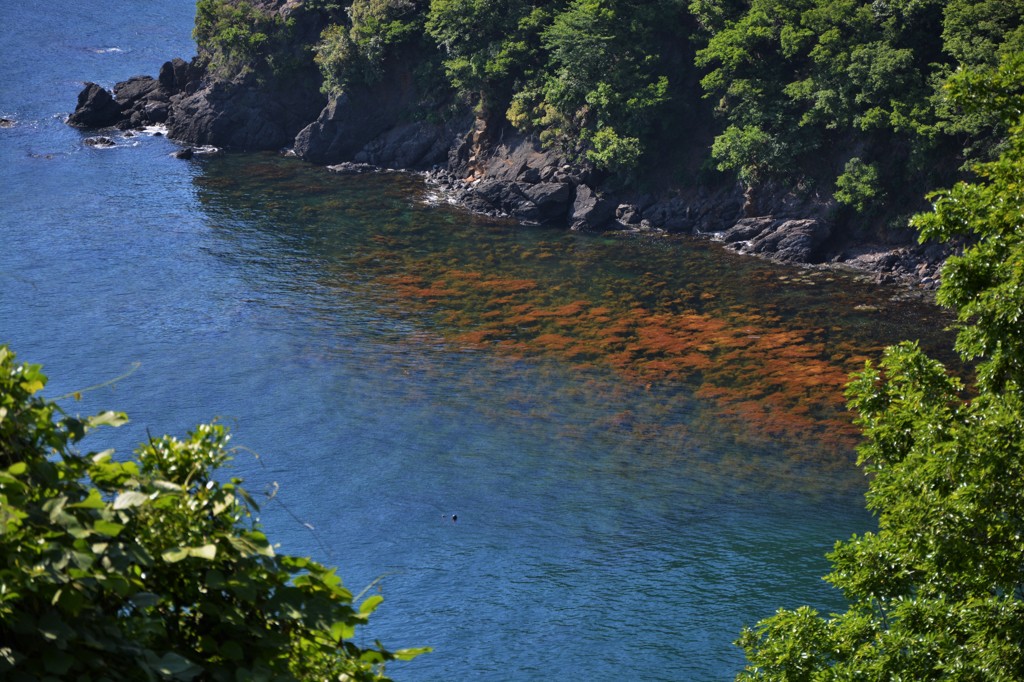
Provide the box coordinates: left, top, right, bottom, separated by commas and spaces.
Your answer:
83, 136, 115, 147
521, 182, 573, 219
723, 217, 832, 264
158, 58, 194, 92
353, 120, 452, 170
616, 203, 643, 225
720, 216, 775, 243
114, 76, 161, 104
570, 185, 616, 231
68, 83, 122, 128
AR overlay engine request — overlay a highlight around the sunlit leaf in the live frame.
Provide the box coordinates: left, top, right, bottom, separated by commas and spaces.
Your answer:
68, 489, 105, 509
87, 411, 129, 429
113, 490, 149, 510
359, 594, 384, 615
393, 646, 433, 661
162, 547, 189, 563
19, 379, 44, 394
187, 544, 218, 561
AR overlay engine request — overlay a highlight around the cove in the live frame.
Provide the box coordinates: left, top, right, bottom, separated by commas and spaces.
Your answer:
0, 3, 955, 677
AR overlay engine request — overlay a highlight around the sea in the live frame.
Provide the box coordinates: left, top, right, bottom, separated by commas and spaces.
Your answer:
0, 2, 954, 679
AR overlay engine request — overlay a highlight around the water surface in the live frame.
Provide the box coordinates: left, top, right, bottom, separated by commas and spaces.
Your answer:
0, 4, 953, 679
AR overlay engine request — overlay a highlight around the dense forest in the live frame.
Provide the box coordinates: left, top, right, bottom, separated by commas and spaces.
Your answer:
191, 0, 1022, 233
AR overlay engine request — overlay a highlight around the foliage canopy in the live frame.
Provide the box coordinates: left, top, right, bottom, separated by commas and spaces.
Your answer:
0, 346, 428, 681
736, 53, 1024, 681
197, 0, 1023, 199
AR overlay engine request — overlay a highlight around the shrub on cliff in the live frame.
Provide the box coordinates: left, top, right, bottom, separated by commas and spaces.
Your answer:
194, 0, 300, 79
315, 0, 432, 95
0, 345, 428, 680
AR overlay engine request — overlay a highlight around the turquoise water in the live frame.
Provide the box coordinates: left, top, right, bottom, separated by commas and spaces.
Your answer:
0, 3, 952, 679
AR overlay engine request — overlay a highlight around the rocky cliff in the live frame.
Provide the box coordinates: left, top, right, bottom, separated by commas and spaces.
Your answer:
67, 0, 947, 290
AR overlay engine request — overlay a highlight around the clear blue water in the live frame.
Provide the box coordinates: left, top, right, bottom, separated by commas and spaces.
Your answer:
0, 3, 951, 679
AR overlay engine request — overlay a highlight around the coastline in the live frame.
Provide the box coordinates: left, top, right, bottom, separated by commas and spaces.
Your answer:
65, 54, 947, 300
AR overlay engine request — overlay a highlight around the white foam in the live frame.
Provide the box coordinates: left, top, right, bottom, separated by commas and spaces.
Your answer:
91, 47, 124, 54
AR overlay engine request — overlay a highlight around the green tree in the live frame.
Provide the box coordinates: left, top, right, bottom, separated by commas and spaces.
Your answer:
315, 0, 429, 95
0, 346, 428, 680
736, 57, 1024, 681
537, 0, 676, 170
425, 0, 546, 109
194, 0, 297, 78
694, 0, 1024, 211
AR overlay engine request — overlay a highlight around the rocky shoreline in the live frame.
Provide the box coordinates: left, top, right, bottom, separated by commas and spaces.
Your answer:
66, 51, 947, 296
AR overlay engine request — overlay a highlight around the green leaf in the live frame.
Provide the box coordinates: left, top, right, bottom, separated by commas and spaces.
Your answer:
19, 379, 44, 394
393, 646, 433, 661
150, 651, 200, 677
359, 594, 384, 615
130, 592, 161, 608
113, 490, 149, 510
92, 519, 125, 537
205, 569, 226, 589
68, 489, 105, 509
162, 547, 189, 563
91, 449, 115, 463
187, 544, 218, 561
359, 650, 386, 664
87, 411, 129, 429
219, 640, 243, 661
6, 462, 27, 476
331, 620, 356, 641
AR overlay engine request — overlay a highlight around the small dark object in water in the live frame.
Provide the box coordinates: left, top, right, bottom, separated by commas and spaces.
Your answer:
84, 136, 115, 148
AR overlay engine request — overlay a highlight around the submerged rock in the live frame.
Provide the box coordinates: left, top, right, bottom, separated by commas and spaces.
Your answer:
83, 136, 116, 147
326, 161, 379, 174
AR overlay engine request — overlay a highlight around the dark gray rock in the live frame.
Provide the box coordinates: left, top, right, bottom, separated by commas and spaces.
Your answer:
616, 203, 643, 225
724, 217, 832, 264
83, 136, 115, 147
326, 161, 379, 174
643, 197, 693, 232
68, 83, 122, 128
114, 76, 161, 104
0, 118, 15, 128
144, 101, 170, 123
760, 219, 830, 263
158, 58, 193, 91
570, 185, 616, 231
172, 147, 194, 159
522, 182, 573, 219
354, 120, 452, 170
294, 52, 439, 164
294, 92, 386, 163
166, 74, 319, 150
518, 166, 542, 184
720, 216, 775, 243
